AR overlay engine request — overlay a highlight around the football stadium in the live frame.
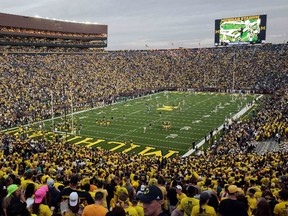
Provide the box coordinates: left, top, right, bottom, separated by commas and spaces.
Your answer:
0, 11, 288, 216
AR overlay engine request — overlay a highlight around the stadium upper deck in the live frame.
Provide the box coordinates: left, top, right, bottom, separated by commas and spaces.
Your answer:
0, 12, 108, 50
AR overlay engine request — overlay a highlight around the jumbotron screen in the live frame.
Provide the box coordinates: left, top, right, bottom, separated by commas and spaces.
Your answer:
215, 15, 267, 46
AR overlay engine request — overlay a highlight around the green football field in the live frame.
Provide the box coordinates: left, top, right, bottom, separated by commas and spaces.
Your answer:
46, 91, 258, 157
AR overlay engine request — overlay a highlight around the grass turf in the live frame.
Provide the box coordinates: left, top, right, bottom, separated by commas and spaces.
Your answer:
48, 91, 257, 157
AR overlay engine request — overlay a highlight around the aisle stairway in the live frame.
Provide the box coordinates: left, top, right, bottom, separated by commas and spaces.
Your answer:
254, 140, 279, 154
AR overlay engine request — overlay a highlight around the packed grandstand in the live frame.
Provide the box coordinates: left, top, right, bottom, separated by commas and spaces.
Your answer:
0, 12, 288, 216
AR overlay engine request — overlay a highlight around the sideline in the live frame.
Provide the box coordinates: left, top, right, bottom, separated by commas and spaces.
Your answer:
182, 94, 263, 157
2, 92, 161, 133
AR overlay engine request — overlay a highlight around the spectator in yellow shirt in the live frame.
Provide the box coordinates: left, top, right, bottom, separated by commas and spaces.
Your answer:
191, 192, 216, 216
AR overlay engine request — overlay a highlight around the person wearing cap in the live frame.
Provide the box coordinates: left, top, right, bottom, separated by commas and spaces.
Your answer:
176, 185, 187, 205
29, 187, 52, 216
46, 178, 61, 214
191, 192, 216, 216
57, 175, 94, 206
173, 185, 199, 216
139, 185, 167, 216
61, 191, 83, 216
218, 185, 248, 216
82, 191, 108, 216
171, 185, 187, 215
4, 184, 26, 216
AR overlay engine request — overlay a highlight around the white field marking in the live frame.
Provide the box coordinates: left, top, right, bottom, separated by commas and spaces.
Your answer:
129, 110, 142, 115
180, 126, 191, 131
79, 116, 88, 119
112, 110, 142, 140
85, 127, 192, 148
166, 134, 178, 139
113, 129, 138, 140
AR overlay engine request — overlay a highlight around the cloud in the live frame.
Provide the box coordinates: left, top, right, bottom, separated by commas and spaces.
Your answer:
0, 0, 288, 50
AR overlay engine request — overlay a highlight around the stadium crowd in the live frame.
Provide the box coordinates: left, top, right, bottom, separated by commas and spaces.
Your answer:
0, 35, 106, 46
1, 43, 287, 129
0, 26, 107, 53
0, 43, 288, 216
0, 27, 107, 39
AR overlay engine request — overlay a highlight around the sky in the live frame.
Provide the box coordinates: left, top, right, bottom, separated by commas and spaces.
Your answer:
1, 0, 288, 50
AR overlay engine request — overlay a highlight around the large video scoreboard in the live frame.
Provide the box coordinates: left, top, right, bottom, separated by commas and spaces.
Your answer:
215, 15, 267, 46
